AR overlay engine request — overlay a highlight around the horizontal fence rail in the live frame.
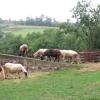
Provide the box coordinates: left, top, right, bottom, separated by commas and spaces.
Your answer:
0, 54, 70, 72
79, 51, 100, 62
0, 51, 100, 72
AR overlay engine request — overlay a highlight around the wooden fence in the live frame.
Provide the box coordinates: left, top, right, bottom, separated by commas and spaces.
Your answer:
79, 51, 100, 62
0, 51, 100, 72
0, 54, 70, 72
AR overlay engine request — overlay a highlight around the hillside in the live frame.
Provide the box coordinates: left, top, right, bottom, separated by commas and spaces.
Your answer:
1, 25, 58, 36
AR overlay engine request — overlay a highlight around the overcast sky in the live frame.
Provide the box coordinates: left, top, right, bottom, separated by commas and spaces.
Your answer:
0, 0, 100, 22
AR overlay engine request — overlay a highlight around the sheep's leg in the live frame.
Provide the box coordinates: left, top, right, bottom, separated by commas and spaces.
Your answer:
14, 72, 20, 79
62, 56, 64, 62
59, 55, 62, 62
50, 56, 52, 61
48, 56, 51, 61
5, 72, 9, 79
24, 50, 27, 57
76, 55, 80, 64
13, 73, 17, 79
63, 56, 66, 62
18, 72, 21, 79
71, 57, 74, 64
1, 67, 6, 79
68, 57, 72, 63
57, 56, 59, 62
7, 73, 13, 79
54, 57, 56, 62
57, 56, 60, 62
77, 59, 80, 64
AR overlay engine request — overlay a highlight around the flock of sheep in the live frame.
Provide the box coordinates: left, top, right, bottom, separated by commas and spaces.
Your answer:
33, 49, 80, 64
0, 44, 80, 79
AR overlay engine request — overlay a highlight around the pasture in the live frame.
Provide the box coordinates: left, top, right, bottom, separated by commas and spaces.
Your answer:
0, 63, 100, 100
2, 25, 58, 37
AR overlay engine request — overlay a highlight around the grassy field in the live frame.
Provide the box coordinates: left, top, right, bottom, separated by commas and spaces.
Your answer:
0, 63, 100, 100
2, 25, 58, 37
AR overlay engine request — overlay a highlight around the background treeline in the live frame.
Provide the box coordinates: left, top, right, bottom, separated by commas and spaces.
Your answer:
0, 15, 59, 27
0, 0, 100, 57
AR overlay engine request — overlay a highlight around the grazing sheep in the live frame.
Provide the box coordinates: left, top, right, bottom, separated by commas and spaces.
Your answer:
2, 63, 28, 79
60, 50, 80, 64
19, 44, 28, 57
41, 49, 62, 62
33, 49, 47, 59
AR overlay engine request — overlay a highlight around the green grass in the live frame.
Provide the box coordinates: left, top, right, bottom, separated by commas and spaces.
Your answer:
0, 66, 100, 100
2, 25, 58, 37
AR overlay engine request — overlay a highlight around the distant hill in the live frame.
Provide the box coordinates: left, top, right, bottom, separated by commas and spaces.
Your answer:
1, 25, 58, 37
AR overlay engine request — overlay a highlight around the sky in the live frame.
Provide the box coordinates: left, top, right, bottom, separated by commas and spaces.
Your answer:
0, 0, 100, 22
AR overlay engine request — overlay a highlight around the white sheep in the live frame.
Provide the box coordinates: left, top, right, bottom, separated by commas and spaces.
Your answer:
60, 50, 80, 64
2, 63, 28, 79
33, 49, 47, 59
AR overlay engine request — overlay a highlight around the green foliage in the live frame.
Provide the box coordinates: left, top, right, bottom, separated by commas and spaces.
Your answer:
0, 0, 100, 55
59, 22, 77, 34
0, 30, 5, 39
54, 31, 66, 49
0, 33, 23, 55
72, 0, 100, 50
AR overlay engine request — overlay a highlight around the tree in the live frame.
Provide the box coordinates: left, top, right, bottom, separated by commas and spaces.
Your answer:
0, 33, 23, 55
54, 30, 66, 49
72, 0, 100, 50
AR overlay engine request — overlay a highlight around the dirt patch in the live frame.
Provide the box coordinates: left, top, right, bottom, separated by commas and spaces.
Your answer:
80, 62, 100, 72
